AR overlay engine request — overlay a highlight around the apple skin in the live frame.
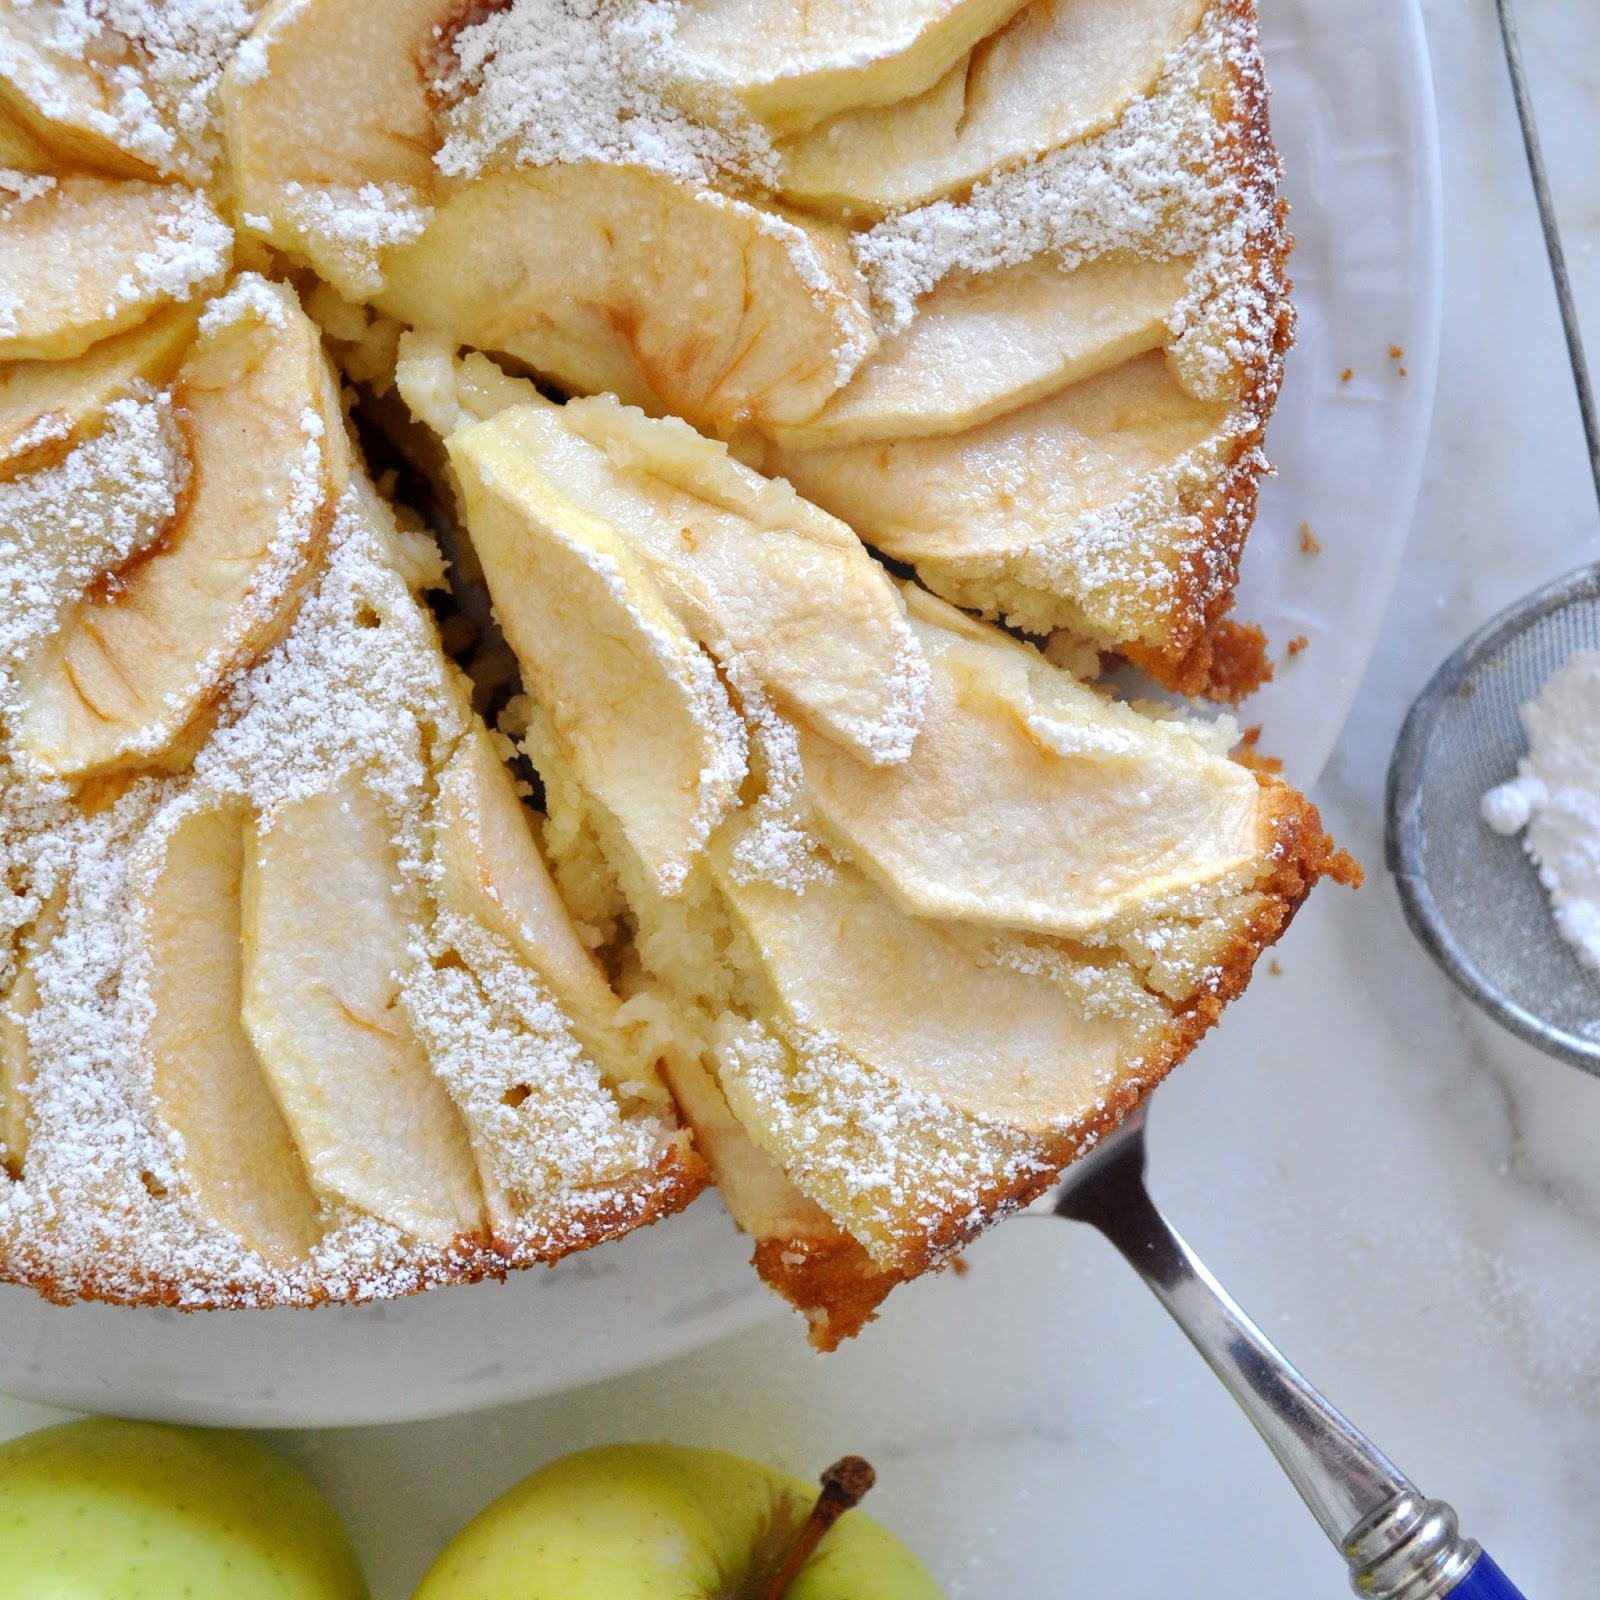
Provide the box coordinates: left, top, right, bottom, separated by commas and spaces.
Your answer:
413, 1442, 944, 1600
0, 1418, 368, 1600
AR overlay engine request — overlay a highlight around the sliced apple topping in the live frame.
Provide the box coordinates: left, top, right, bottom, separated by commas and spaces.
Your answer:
448, 409, 747, 896
436, 722, 646, 1088
0, 304, 199, 481
241, 772, 486, 1244
15, 276, 345, 780
800, 586, 1265, 938
0, 176, 230, 363
711, 834, 1161, 1134
0, 885, 62, 1180
0, 6, 165, 178
224, 0, 457, 298
136, 802, 323, 1266
448, 390, 924, 764
378, 163, 875, 434
776, 0, 1209, 219
765, 251, 1191, 449
763, 350, 1229, 643
655, 1040, 834, 1243
667, 0, 1029, 134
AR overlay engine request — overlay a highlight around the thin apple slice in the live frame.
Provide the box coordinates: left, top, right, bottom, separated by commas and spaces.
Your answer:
377, 163, 874, 434
241, 772, 486, 1244
776, 0, 1208, 219
711, 835, 1160, 1133
137, 801, 322, 1266
762, 350, 1228, 643
461, 393, 923, 764
799, 586, 1266, 938
766, 251, 1190, 449
0, 886, 62, 1180
0, 304, 199, 480
668, 0, 1028, 133
15, 276, 345, 780
0, 176, 230, 363
0, 5, 166, 178
656, 1041, 834, 1242
223, 0, 456, 298
448, 410, 746, 895
436, 722, 642, 1084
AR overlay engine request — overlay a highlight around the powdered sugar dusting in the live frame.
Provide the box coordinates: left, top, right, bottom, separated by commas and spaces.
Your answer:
853, 1, 1279, 403
434, 0, 776, 189
0, 396, 188, 712
0, 0, 261, 179
1, 467, 691, 1302
271, 182, 433, 299
105, 188, 233, 318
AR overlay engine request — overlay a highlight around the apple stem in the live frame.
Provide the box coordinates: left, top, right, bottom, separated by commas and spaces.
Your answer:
757, 1456, 877, 1600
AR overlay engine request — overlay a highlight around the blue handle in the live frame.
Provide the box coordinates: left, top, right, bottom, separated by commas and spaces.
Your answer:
1450, 1552, 1528, 1599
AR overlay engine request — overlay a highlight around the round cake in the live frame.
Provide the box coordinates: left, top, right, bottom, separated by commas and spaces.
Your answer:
0, 0, 1345, 1346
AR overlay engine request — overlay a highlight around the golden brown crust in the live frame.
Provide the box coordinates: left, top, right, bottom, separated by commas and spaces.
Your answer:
1136, 0, 1294, 699
0, 1141, 708, 1311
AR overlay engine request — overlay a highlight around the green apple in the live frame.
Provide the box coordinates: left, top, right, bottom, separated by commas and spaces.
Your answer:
414, 1443, 943, 1600
0, 1418, 368, 1599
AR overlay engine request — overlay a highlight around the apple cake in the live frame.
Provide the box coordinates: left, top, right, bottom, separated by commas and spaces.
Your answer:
0, 0, 1344, 1345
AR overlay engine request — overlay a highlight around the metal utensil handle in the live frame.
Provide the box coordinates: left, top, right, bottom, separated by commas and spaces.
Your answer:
1494, 0, 1600, 520
1073, 1179, 1524, 1598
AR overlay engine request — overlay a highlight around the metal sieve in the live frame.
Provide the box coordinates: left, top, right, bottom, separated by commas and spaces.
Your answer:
1388, 564, 1600, 1073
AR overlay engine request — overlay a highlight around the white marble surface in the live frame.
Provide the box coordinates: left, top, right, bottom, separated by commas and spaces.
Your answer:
6, 2, 1600, 1594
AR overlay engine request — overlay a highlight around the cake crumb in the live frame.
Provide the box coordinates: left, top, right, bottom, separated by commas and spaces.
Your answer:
1299, 522, 1322, 555
1339, 367, 1353, 383
1267, 958, 1282, 976
1286, 634, 1308, 658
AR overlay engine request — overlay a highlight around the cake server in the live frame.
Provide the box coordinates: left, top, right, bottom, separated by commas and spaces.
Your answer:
1049, 1105, 1522, 1598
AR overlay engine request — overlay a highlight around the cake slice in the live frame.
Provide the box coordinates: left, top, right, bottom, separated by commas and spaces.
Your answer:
409, 349, 1340, 1343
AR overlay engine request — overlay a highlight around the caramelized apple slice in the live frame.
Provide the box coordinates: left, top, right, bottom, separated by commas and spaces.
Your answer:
765, 252, 1190, 448
0, 97, 54, 172
437, 722, 641, 1083
668, 0, 1028, 133
224, 0, 456, 298
777, 0, 1207, 219
378, 164, 874, 434
712, 837, 1159, 1132
448, 411, 745, 895
0, 176, 229, 362
16, 276, 344, 779
0, 304, 199, 480
800, 587, 1266, 938
241, 773, 486, 1244
0, 886, 62, 1180
763, 350, 1228, 643
460, 393, 923, 764
137, 802, 323, 1265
